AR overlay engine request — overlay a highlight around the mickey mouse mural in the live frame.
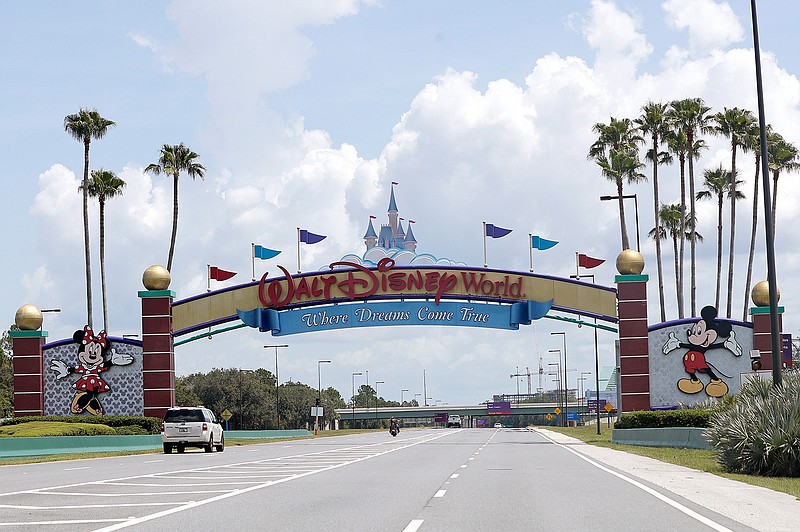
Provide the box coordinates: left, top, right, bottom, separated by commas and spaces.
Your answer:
49, 326, 134, 415
662, 306, 743, 397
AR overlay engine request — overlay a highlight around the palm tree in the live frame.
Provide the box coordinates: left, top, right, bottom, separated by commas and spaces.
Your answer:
712, 107, 755, 317
144, 144, 206, 272
742, 124, 771, 320
649, 204, 703, 313
87, 170, 126, 332
696, 167, 744, 311
668, 98, 712, 316
588, 117, 644, 250
635, 101, 672, 322
63, 109, 116, 327
664, 129, 688, 318
767, 133, 800, 244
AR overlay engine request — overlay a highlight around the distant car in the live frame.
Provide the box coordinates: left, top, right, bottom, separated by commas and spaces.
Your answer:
494, 422, 503, 428
161, 406, 224, 454
446, 414, 462, 428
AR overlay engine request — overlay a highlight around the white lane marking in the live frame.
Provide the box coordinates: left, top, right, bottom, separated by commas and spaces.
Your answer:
94, 431, 458, 531
142, 460, 163, 464
450, 474, 459, 479
460, 465, 467, 468
544, 434, 733, 532
434, 490, 446, 498
468, 457, 474, 461
63, 467, 89, 471
0, 518, 126, 526
0, 502, 180, 510
402, 519, 424, 532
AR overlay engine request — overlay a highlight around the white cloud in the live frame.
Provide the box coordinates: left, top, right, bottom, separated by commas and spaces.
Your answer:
662, 0, 744, 52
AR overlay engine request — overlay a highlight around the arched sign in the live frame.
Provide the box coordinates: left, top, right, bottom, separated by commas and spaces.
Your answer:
171, 258, 618, 338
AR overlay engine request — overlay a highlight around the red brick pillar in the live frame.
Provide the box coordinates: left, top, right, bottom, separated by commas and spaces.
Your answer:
749, 306, 783, 371
616, 273, 650, 413
9, 330, 47, 416
139, 288, 175, 419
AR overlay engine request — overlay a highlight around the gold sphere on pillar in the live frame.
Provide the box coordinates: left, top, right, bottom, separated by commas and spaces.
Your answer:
142, 265, 171, 290
751, 280, 779, 307
616, 249, 645, 275
15, 304, 43, 330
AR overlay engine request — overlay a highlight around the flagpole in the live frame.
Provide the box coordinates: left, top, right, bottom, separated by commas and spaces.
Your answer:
529, 233, 533, 273
575, 252, 580, 279
207, 264, 211, 292
297, 227, 301, 274
251, 243, 255, 282
483, 222, 488, 268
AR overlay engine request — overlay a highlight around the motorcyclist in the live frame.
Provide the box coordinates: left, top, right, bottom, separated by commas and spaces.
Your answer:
390, 417, 400, 434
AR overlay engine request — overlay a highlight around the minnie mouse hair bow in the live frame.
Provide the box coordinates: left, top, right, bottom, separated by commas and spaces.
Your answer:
82, 326, 108, 348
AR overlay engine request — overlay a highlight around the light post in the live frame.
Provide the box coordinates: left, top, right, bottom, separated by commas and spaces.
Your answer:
548, 358, 562, 426
264, 344, 289, 429
570, 273, 603, 435
352, 372, 363, 426
315, 360, 331, 435
580, 372, 591, 406
414, 393, 422, 406
40, 308, 61, 330
375, 381, 384, 419
551, 331, 568, 426
600, 194, 640, 252
401, 389, 409, 405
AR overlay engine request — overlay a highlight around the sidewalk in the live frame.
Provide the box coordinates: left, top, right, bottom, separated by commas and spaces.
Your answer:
537, 428, 800, 532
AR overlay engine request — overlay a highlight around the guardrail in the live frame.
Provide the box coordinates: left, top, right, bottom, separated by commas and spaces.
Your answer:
0, 430, 314, 459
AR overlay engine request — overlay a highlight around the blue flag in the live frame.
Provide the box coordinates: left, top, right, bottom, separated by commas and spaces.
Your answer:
485, 223, 512, 239
531, 235, 558, 250
254, 245, 281, 260
300, 229, 326, 244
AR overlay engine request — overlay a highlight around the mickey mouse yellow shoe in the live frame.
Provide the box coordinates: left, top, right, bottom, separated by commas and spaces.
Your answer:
678, 378, 704, 394
705, 379, 729, 398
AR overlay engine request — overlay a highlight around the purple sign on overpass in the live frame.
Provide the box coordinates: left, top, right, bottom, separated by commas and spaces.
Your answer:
487, 401, 511, 415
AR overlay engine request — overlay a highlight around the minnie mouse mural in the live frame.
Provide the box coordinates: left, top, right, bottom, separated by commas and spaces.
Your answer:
49, 326, 134, 415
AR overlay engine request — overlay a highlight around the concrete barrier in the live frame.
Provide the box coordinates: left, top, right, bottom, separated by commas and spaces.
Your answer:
0, 430, 314, 458
612, 427, 712, 449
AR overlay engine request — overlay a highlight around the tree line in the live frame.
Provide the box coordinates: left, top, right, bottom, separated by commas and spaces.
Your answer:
590, 98, 799, 322
63, 108, 204, 332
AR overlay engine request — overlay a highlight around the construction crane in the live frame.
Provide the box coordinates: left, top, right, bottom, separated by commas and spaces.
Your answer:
510, 367, 533, 395
538, 357, 544, 393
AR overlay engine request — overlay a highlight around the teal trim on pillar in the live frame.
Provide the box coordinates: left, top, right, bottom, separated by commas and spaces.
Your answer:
615, 274, 649, 282
9, 330, 48, 338
749, 306, 784, 315
138, 289, 176, 298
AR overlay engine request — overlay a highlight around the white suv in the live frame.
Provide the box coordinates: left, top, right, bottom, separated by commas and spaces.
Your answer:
161, 406, 224, 454
447, 414, 462, 428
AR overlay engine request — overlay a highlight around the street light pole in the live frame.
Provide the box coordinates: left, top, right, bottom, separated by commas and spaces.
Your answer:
548, 357, 562, 426
264, 344, 288, 429
316, 360, 331, 435
414, 393, 421, 406
551, 332, 568, 426
600, 194, 640, 252
401, 389, 409, 405
352, 372, 363, 426
375, 381, 384, 419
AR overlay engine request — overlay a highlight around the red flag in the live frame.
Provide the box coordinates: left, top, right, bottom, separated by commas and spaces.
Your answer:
391, 181, 398, 185
578, 254, 605, 269
210, 266, 237, 281
369, 215, 377, 219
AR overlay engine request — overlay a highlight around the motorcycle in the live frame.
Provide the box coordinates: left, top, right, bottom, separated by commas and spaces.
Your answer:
389, 424, 399, 437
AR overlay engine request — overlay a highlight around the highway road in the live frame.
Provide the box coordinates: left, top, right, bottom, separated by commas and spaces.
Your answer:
0, 428, 773, 531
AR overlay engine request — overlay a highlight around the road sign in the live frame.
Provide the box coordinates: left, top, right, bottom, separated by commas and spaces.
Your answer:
221, 409, 233, 421
567, 412, 578, 421
311, 407, 324, 417
604, 403, 613, 412
554, 407, 561, 415
434, 413, 448, 423
546, 414, 553, 421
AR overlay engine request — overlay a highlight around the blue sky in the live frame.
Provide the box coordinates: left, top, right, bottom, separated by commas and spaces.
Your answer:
2, 1, 800, 406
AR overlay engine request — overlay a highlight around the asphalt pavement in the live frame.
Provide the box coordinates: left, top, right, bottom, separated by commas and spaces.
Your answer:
536, 428, 800, 532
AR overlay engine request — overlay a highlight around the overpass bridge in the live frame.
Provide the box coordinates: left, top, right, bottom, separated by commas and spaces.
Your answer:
335, 403, 589, 422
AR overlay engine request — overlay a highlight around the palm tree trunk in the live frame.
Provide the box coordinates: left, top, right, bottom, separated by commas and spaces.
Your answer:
743, 155, 760, 320
167, 172, 179, 272
673, 234, 680, 308
99, 198, 108, 332
715, 197, 723, 311
82, 137, 93, 328
652, 137, 666, 322
771, 171, 779, 245
688, 134, 697, 317
617, 181, 630, 250
725, 142, 737, 317
678, 156, 686, 319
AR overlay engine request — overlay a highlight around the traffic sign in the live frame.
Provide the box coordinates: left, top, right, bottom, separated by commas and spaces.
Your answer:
604, 403, 613, 412
554, 407, 561, 415
221, 409, 233, 421
546, 414, 553, 421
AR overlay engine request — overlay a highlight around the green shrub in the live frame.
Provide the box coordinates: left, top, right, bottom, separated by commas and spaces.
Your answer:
0, 416, 161, 434
706, 371, 800, 477
0, 421, 116, 437
615, 409, 712, 429
113, 425, 150, 436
